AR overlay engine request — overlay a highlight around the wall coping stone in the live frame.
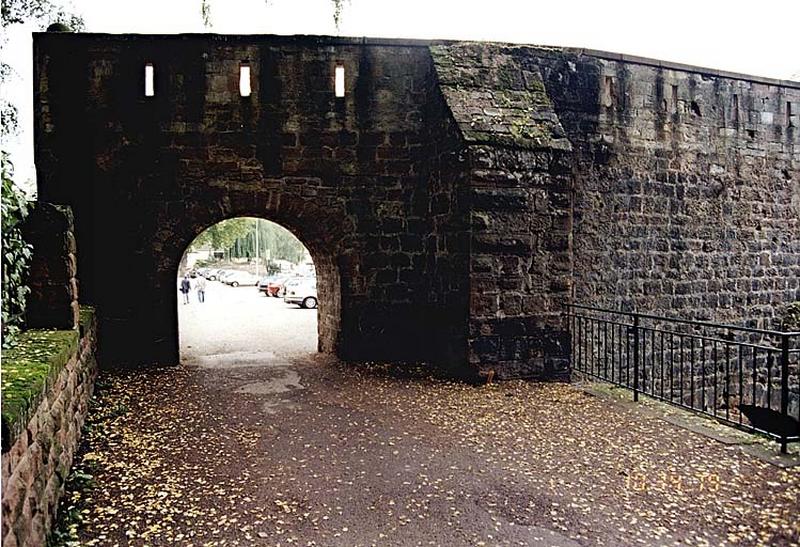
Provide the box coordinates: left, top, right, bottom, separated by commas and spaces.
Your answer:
32, 32, 800, 89
431, 43, 573, 152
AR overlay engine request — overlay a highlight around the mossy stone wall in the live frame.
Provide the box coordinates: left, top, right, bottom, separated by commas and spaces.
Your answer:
1, 308, 97, 547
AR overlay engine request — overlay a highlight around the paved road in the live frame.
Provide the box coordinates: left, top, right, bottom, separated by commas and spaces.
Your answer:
63, 280, 799, 546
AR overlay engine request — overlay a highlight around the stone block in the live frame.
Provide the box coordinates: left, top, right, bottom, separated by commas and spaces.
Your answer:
21, 203, 78, 330
2, 531, 19, 547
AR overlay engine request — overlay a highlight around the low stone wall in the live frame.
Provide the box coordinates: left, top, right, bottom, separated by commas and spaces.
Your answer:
1, 309, 98, 547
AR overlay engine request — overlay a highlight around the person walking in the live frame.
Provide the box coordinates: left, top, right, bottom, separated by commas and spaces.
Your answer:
196, 276, 206, 303
180, 274, 191, 304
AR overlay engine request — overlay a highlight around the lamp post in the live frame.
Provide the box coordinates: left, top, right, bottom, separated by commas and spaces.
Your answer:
254, 218, 260, 278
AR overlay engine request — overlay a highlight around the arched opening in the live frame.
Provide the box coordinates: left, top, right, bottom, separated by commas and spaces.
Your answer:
177, 217, 339, 366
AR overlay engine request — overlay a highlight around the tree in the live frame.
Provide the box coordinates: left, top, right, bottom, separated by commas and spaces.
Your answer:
190, 218, 308, 264
1, 0, 83, 29
199, 0, 348, 30
191, 218, 253, 254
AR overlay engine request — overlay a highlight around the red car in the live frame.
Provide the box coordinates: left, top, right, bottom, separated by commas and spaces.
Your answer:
266, 278, 288, 298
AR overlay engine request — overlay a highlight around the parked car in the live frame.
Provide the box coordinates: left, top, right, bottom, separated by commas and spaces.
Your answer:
224, 271, 259, 287
266, 277, 288, 298
257, 275, 277, 295
283, 278, 318, 309
278, 277, 301, 298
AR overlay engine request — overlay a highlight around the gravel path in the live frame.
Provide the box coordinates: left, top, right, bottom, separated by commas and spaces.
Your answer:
57, 282, 800, 546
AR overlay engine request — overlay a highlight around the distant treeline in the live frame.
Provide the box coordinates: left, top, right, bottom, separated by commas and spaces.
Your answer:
190, 218, 307, 264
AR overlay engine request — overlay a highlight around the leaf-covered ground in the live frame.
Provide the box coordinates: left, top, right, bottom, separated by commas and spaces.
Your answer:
55, 354, 799, 547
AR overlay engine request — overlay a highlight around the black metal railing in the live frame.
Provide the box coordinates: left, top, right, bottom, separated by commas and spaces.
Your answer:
566, 304, 800, 453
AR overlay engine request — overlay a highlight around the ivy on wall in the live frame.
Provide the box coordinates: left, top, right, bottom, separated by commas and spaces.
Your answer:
1, 153, 32, 346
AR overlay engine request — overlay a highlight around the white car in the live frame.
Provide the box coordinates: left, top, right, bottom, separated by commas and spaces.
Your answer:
283, 278, 318, 308
224, 271, 259, 287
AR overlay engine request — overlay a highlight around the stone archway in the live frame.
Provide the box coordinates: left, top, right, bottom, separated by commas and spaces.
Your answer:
34, 34, 474, 372
174, 208, 343, 359
151, 187, 350, 366
33, 33, 580, 379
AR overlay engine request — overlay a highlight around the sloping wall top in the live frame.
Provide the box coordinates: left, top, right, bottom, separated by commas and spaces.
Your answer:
430, 43, 572, 152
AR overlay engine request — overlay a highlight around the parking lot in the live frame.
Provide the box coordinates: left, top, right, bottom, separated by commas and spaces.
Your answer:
178, 277, 318, 365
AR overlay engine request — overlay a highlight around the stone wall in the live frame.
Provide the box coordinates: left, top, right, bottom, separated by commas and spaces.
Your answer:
431, 44, 575, 379
536, 49, 800, 328
21, 202, 79, 330
34, 34, 470, 369
1, 311, 98, 547
33, 33, 800, 379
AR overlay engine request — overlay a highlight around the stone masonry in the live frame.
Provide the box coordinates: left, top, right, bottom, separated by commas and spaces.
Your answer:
533, 49, 800, 328
33, 34, 799, 379
430, 44, 575, 379
21, 202, 80, 330
1, 313, 98, 547
35, 34, 471, 371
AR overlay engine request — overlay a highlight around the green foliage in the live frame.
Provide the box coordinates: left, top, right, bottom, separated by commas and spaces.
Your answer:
1, 0, 85, 31
331, 0, 347, 29
2, 0, 83, 345
48, 460, 96, 546
199, 0, 347, 30
1, 153, 32, 345
191, 218, 252, 252
1, 327, 79, 440
78, 304, 95, 331
256, 220, 307, 263
190, 217, 308, 264
200, 0, 212, 28
1, 97, 18, 137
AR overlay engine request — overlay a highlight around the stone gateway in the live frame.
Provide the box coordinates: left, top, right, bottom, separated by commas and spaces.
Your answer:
33, 34, 799, 379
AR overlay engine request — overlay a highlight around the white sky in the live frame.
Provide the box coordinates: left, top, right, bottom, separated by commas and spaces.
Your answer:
2, 0, 799, 195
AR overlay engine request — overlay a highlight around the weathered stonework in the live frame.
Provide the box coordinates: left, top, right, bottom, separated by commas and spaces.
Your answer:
33, 34, 800, 379
431, 44, 574, 379
534, 49, 800, 329
1, 312, 98, 547
21, 202, 79, 330
35, 34, 471, 370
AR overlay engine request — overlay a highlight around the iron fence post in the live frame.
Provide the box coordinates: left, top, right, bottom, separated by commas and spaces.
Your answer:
633, 314, 640, 402
780, 334, 790, 454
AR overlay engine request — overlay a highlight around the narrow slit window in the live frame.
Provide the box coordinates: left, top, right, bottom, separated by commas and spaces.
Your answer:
144, 63, 154, 97
671, 85, 679, 113
787, 101, 794, 127
601, 76, 614, 108
239, 63, 251, 97
335, 65, 345, 98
